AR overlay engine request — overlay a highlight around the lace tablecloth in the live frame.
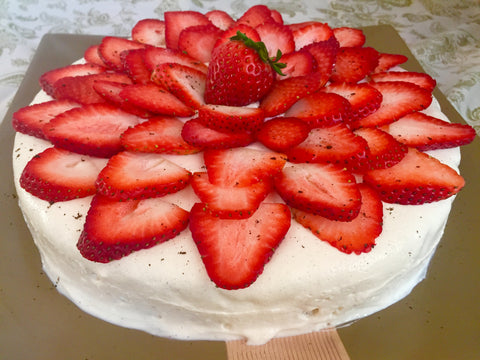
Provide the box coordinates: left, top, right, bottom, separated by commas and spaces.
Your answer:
1, 0, 479, 130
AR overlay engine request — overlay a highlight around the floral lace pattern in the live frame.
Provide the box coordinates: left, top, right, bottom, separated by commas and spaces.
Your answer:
1, 0, 479, 133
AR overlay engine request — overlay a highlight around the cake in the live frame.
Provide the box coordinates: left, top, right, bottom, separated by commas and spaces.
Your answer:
11, 5, 476, 345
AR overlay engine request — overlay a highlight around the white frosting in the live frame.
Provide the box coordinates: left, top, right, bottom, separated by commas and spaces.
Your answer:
13, 89, 460, 345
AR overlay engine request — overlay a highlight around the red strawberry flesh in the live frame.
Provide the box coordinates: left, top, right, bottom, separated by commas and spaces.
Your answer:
293, 183, 383, 255
78, 195, 189, 263
189, 202, 291, 289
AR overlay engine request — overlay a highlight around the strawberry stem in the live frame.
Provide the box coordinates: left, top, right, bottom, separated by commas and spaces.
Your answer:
230, 31, 287, 76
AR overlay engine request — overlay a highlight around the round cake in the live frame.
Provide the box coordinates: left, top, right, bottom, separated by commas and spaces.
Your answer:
12, 5, 475, 345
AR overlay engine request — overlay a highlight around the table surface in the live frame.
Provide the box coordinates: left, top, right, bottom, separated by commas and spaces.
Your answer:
1, 1, 479, 359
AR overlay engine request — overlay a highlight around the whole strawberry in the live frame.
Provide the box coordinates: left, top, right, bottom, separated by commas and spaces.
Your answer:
204, 31, 285, 106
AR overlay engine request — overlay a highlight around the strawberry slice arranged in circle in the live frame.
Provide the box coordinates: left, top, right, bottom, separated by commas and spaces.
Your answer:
197, 104, 266, 133
98, 36, 146, 71
286, 123, 369, 170
293, 183, 383, 255
352, 81, 433, 129
121, 116, 202, 155
20, 147, 107, 203
45, 103, 142, 158
330, 46, 379, 83
119, 83, 195, 117
256, 116, 311, 152
12, 99, 80, 140
53, 72, 133, 105
204, 147, 287, 187
260, 72, 327, 117
40, 63, 107, 97
181, 119, 255, 150
333, 27, 366, 47
353, 127, 408, 171
178, 24, 225, 63
383, 111, 476, 151
321, 82, 383, 124
363, 147, 465, 205
369, 71, 436, 92
78, 195, 190, 263
189, 202, 291, 289
274, 162, 362, 221
164, 10, 212, 50
131, 18, 166, 47
95, 151, 191, 200
285, 91, 353, 128
190, 172, 272, 219
151, 63, 206, 110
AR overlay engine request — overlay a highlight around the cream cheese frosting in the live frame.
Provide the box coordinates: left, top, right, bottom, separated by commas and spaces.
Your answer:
12, 85, 460, 344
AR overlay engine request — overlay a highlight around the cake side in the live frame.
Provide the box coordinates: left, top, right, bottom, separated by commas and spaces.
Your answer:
13, 91, 460, 344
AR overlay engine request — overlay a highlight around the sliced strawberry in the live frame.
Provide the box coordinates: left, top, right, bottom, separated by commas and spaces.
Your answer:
121, 48, 152, 85
352, 81, 432, 129
284, 91, 353, 128
181, 119, 254, 149
20, 147, 106, 203
121, 116, 201, 155
255, 22, 295, 58
383, 111, 476, 151
77, 195, 189, 263
369, 71, 436, 92
178, 24, 224, 63
363, 147, 465, 205
373, 52, 408, 73
164, 10, 212, 50
330, 46, 379, 83
190, 172, 271, 219
292, 22, 334, 51
45, 103, 142, 158
97, 36, 146, 71
259, 72, 326, 117
143, 46, 208, 74
151, 63, 206, 109
302, 37, 339, 80
204, 147, 287, 187
53, 72, 133, 105
196, 104, 265, 133
84, 45, 107, 67
277, 50, 316, 79
119, 83, 195, 117
205, 10, 235, 31
12, 99, 80, 140
353, 127, 408, 171
92, 80, 152, 118
292, 184, 383, 255
256, 116, 310, 152
236, 5, 275, 28
288, 21, 318, 32
213, 24, 261, 49
95, 151, 191, 200
131, 18, 166, 47
189, 202, 290, 289
269, 9, 284, 24
286, 123, 369, 171
321, 82, 383, 123
274, 162, 362, 221
39, 63, 106, 97
333, 27, 366, 47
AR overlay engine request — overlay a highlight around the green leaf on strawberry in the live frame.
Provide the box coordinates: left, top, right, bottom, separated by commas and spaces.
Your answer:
230, 31, 287, 76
